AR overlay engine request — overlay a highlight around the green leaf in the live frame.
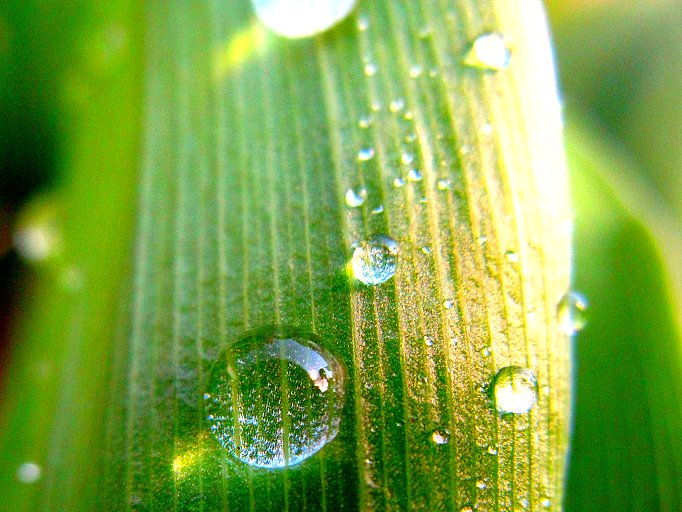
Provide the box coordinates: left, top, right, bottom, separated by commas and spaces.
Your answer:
0, 1, 571, 510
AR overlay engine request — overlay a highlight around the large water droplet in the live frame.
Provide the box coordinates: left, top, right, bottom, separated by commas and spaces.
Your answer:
557, 291, 588, 335
492, 366, 538, 415
204, 326, 345, 469
463, 33, 511, 71
251, 0, 357, 38
351, 234, 398, 285
16, 462, 42, 484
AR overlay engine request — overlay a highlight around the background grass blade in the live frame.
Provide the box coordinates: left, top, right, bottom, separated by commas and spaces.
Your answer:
0, 1, 571, 510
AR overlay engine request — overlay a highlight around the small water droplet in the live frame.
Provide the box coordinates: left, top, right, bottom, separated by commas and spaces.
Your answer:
480, 122, 494, 135
431, 429, 450, 445
459, 144, 472, 155
407, 169, 422, 182
419, 196, 428, 204
443, 300, 454, 309
351, 235, 398, 285
363, 62, 377, 76
400, 152, 415, 166
421, 246, 432, 255
371, 205, 384, 215
357, 15, 369, 31
478, 236, 488, 245
389, 98, 405, 112
16, 462, 41, 484
480, 346, 492, 357
557, 292, 588, 335
424, 336, 434, 347
203, 392, 211, 400
393, 177, 406, 188
541, 498, 552, 508
487, 445, 498, 455
505, 250, 519, 263
463, 32, 511, 71
409, 64, 423, 78
358, 115, 372, 129
357, 147, 375, 161
251, 0, 358, 38
476, 479, 488, 490
492, 366, 538, 415
370, 100, 382, 111
345, 187, 368, 207
437, 179, 451, 191
204, 326, 345, 468
403, 110, 414, 120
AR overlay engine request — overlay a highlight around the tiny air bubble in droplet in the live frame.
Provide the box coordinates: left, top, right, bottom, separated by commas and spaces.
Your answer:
393, 177, 406, 188
357, 147, 375, 161
557, 292, 588, 335
492, 366, 538, 415
351, 234, 399, 285
463, 32, 511, 71
251, 0, 358, 38
431, 429, 450, 445
204, 326, 345, 468
345, 187, 368, 207
407, 169, 422, 182
16, 462, 41, 484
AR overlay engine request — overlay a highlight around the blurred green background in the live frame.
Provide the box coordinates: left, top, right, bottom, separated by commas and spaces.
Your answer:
0, 0, 681, 510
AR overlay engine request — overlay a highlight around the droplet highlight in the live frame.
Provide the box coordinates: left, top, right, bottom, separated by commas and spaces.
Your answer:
492, 366, 538, 415
251, 0, 358, 38
351, 234, 398, 285
463, 33, 511, 71
204, 326, 345, 469
558, 291, 588, 335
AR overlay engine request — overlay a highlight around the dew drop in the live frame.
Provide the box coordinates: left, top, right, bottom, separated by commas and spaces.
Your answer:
357, 147, 375, 161
437, 179, 452, 191
409, 64, 423, 78
345, 187, 368, 207
480, 122, 494, 135
358, 115, 372, 129
389, 98, 405, 112
357, 15, 369, 31
407, 169, 422, 182
492, 366, 538, 415
505, 250, 519, 263
557, 291, 588, 335
486, 445, 498, 455
363, 62, 377, 76
204, 326, 345, 469
431, 429, 450, 445
541, 498, 552, 508
351, 234, 398, 285
370, 100, 382, 112
443, 299, 454, 309
393, 177, 406, 188
463, 32, 511, 71
400, 151, 415, 166
421, 246, 432, 255
371, 205, 384, 215
476, 479, 488, 490
16, 462, 41, 484
251, 0, 358, 38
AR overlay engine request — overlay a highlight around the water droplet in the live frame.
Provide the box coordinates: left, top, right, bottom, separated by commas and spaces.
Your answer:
407, 169, 422, 182
409, 64, 423, 78
476, 479, 488, 490
505, 250, 519, 263
251, 0, 358, 38
541, 498, 552, 508
351, 234, 398, 285
443, 300, 454, 309
363, 62, 377, 76
357, 15, 369, 31
459, 144, 472, 155
400, 151, 415, 166
486, 445, 498, 455
437, 179, 451, 191
492, 366, 538, 415
419, 196, 428, 204
389, 98, 405, 112
358, 115, 372, 129
371, 205, 384, 215
16, 462, 41, 484
345, 187, 368, 207
480, 122, 494, 135
204, 326, 345, 468
424, 336, 434, 347
357, 147, 375, 161
480, 346, 492, 357
370, 100, 382, 111
393, 177, 406, 188
403, 110, 414, 120
463, 32, 511, 71
421, 246, 432, 255
431, 429, 450, 445
558, 292, 588, 335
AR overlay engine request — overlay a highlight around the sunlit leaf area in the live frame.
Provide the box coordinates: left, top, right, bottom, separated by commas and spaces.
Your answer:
1, 0, 680, 510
